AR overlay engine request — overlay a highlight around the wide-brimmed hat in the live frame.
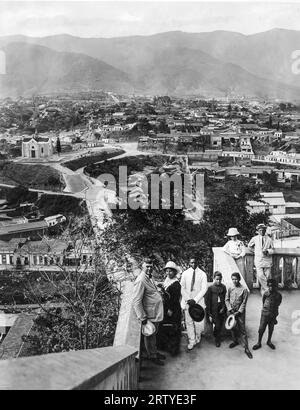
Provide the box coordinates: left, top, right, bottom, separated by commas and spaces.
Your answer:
225, 314, 237, 330
142, 320, 156, 337
189, 304, 205, 322
256, 223, 267, 231
163, 261, 180, 273
227, 227, 240, 237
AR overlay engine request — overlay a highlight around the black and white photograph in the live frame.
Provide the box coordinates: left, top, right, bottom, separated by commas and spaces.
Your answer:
0, 0, 300, 393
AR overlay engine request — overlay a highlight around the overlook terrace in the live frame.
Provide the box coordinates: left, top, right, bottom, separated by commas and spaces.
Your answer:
0, 247, 299, 390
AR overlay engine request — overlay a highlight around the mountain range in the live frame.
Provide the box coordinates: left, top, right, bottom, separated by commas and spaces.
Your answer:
1, 29, 300, 99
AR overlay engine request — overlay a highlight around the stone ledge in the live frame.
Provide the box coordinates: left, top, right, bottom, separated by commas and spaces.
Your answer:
0, 345, 137, 390
114, 281, 141, 358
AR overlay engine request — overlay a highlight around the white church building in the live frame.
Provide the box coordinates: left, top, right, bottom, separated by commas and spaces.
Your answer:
22, 136, 53, 159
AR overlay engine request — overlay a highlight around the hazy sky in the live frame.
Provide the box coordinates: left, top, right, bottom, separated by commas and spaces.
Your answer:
1, 1, 300, 38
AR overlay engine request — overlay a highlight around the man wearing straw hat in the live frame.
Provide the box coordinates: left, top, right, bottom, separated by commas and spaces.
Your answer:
248, 224, 274, 296
181, 257, 208, 350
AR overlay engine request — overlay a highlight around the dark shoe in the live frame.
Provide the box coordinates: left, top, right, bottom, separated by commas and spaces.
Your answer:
267, 341, 276, 350
157, 352, 166, 360
253, 343, 262, 351
245, 349, 253, 359
229, 342, 239, 349
150, 358, 165, 366
215, 341, 221, 348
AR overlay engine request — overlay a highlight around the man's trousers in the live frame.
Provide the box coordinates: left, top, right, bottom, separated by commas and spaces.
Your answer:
185, 308, 204, 344
258, 313, 277, 336
230, 314, 249, 349
212, 316, 225, 342
144, 322, 159, 359
256, 266, 272, 296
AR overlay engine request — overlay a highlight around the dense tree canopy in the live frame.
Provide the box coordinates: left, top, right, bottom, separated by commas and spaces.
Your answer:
101, 176, 268, 279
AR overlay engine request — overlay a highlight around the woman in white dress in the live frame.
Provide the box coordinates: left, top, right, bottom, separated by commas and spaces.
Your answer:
223, 227, 246, 276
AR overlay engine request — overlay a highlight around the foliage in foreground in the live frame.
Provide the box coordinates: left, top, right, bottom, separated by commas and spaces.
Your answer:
19, 218, 120, 355
101, 176, 269, 280
22, 278, 119, 355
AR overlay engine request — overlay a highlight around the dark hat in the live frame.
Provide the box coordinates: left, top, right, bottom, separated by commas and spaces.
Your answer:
188, 304, 205, 322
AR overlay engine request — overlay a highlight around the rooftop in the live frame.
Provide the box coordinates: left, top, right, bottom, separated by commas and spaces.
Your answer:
0, 221, 48, 236
23, 137, 51, 143
21, 239, 68, 254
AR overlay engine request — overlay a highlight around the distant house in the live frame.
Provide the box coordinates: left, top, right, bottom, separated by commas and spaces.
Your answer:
247, 192, 286, 215
274, 131, 283, 138
254, 151, 300, 167
211, 134, 222, 148
239, 124, 260, 133
226, 166, 272, 181
222, 150, 254, 160
22, 136, 53, 159
273, 218, 300, 239
0, 237, 94, 271
0, 214, 66, 240
44, 214, 66, 227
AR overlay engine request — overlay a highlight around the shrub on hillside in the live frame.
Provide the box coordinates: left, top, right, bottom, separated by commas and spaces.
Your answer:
63, 149, 125, 171
0, 162, 64, 190
85, 155, 166, 179
37, 194, 87, 217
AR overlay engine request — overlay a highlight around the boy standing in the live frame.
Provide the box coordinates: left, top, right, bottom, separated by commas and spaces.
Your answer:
225, 272, 253, 359
205, 271, 227, 347
253, 279, 282, 351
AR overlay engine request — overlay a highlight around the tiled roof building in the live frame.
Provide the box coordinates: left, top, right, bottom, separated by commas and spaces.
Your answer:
22, 136, 53, 159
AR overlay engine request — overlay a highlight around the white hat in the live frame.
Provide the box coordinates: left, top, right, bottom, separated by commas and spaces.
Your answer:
142, 320, 156, 337
163, 261, 180, 273
256, 223, 267, 231
225, 314, 237, 330
227, 227, 240, 237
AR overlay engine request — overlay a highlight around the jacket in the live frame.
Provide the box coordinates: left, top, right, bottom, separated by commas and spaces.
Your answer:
205, 283, 227, 320
132, 271, 164, 323
248, 234, 274, 268
225, 284, 248, 315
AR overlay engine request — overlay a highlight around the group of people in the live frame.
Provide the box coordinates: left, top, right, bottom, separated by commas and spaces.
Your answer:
132, 223, 282, 366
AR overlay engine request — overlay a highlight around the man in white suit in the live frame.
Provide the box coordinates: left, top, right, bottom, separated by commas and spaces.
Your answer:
181, 257, 208, 350
248, 224, 274, 296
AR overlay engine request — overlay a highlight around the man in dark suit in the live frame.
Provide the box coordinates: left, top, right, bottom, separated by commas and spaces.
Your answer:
205, 271, 227, 347
133, 258, 165, 365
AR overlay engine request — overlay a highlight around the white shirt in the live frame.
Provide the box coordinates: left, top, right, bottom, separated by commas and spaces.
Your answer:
180, 267, 208, 309
223, 240, 246, 258
248, 234, 274, 268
